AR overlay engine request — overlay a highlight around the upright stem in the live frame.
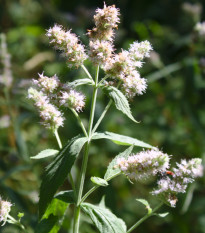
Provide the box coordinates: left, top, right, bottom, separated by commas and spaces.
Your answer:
127, 202, 163, 233
70, 108, 88, 137
54, 130, 75, 192
54, 130, 62, 149
81, 65, 93, 81
92, 99, 112, 134
73, 66, 99, 233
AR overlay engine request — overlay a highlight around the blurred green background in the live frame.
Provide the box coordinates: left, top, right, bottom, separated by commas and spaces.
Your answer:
0, 0, 205, 232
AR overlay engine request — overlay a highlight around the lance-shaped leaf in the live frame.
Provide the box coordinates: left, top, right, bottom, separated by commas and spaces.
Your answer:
91, 177, 108, 187
39, 136, 87, 218
92, 131, 154, 148
81, 203, 127, 233
36, 198, 68, 233
102, 85, 137, 123
54, 190, 75, 204
136, 199, 152, 214
66, 78, 94, 88
104, 146, 133, 181
30, 149, 59, 159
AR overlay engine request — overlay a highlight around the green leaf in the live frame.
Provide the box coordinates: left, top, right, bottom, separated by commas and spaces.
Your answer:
43, 198, 68, 219
35, 215, 59, 233
54, 190, 75, 204
92, 131, 154, 148
91, 177, 108, 187
103, 85, 138, 123
104, 146, 133, 181
81, 203, 127, 233
30, 149, 59, 159
67, 78, 94, 88
136, 199, 152, 214
39, 136, 87, 219
155, 212, 169, 218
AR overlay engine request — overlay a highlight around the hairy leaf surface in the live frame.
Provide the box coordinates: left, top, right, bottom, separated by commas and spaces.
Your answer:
31, 149, 59, 159
81, 203, 127, 233
92, 131, 154, 148
39, 136, 87, 218
103, 85, 137, 123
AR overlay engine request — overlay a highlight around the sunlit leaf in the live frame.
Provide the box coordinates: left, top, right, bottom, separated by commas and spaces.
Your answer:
91, 177, 108, 187
102, 86, 138, 123
81, 203, 127, 233
39, 136, 87, 219
136, 199, 152, 214
92, 131, 154, 148
30, 149, 59, 159
104, 146, 133, 181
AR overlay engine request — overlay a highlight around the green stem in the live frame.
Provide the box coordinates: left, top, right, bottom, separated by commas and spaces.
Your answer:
97, 74, 109, 87
54, 130, 62, 149
70, 108, 88, 137
80, 171, 121, 204
54, 130, 75, 192
92, 99, 112, 134
92, 81, 121, 134
73, 66, 99, 233
7, 215, 25, 231
127, 202, 163, 233
81, 65, 93, 81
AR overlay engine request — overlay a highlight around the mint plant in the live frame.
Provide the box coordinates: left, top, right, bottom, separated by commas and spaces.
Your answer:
25, 4, 203, 233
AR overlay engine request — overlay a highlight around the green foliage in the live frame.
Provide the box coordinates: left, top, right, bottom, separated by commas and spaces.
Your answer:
92, 131, 154, 148
30, 149, 59, 159
91, 177, 109, 187
81, 202, 127, 233
102, 86, 138, 123
39, 136, 87, 218
136, 199, 152, 214
104, 146, 133, 181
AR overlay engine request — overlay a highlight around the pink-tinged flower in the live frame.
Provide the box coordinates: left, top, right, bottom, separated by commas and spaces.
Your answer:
46, 24, 87, 68
116, 149, 170, 181
0, 198, 12, 226
32, 73, 60, 93
60, 90, 85, 112
89, 39, 114, 65
152, 158, 203, 207
94, 4, 120, 30
28, 87, 64, 131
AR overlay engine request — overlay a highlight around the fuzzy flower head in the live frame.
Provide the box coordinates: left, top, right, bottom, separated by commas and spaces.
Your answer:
88, 4, 120, 41
89, 39, 114, 65
28, 87, 64, 132
60, 90, 85, 112
94, 4, 120, 30
122, 71, 147, 98
116, 149, 170, 181
195, 21, 205, 37
32, 73, 60, 93
46, 25, 87, 68
0, 198, 12, 226
129, 41, 153, 61
152, 158, 203, 207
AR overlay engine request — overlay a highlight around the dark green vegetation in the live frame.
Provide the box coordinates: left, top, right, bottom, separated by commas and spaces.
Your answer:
0, 0, 205, 232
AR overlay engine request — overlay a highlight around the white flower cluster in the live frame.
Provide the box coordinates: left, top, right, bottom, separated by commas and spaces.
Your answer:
0, 197, 12, 226
60, 90, 85, 112
152, 158, 203, 207
28, 73, 86, 131
116, 149, 170, 181
28, 87, 64, 132
88, 4, 119, 66
195, 21, 205, 37
45, 4, 152, 99
32, 73, 60, 93
46, 25, 87, 68
104, 40, 152, 98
